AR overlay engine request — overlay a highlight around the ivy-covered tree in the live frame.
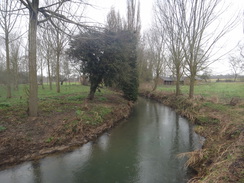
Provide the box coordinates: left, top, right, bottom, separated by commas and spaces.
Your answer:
68, 28, 138, 101
117, 30, 138, 101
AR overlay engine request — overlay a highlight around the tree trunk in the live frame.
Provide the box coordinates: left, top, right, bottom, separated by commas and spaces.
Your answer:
189, 74, 195, 99
56, 51, 60, 93
175, 66, 181, 96
13, 60, 19, 91
28, 0, 39, 117
56, 32, 60, 93
88, 82, 98, 100
5, 31, 11, 98
47, 56, 52, 90
152, 76, 159, 92
234, 74, 237, 82
40, 59, 44, 89
152, 70, 160, 92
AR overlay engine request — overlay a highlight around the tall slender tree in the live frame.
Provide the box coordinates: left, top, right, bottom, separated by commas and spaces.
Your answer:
155, 0, 185, 96
19, 0, 88, 116
122, 0, 141, 101
145, 28, 166, 91
10, 35, 21, 91
38, 26, 54, 90
0, 0, 20, 98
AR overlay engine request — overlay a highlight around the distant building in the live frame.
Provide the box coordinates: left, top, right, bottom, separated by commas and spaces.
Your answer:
160, 77, 184, 85
159, 76, 203, 85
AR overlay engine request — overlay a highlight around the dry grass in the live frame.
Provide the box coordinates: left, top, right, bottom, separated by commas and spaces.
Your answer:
139, 85, 244, 183
178, 150, 206, 168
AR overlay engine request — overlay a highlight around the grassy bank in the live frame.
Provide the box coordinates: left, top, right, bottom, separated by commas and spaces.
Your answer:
140, 82, 244, 183
156, 82, 244, 102
0, 84, 133, 169
0, 83, 89, 107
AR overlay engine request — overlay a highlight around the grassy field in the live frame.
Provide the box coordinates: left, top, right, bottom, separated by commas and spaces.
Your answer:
0, 83, 105, 108
157, 82, 244, 101
1, 82, 243, 107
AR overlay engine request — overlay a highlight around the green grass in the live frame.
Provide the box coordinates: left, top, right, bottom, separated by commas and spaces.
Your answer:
0, 125, 6, 132
76, 106, 112, 125
197, 115, 220, 125
202, 102, 229, 112
0, 83, 110, 109
157, 82, 244, 100
45, 136, 54, 143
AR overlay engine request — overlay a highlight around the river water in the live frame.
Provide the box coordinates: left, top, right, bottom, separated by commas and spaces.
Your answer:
0, 98, 202, 183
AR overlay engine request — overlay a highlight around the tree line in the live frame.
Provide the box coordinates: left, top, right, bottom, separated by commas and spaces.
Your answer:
0, 0, 140, 117
0, 0, 243, 117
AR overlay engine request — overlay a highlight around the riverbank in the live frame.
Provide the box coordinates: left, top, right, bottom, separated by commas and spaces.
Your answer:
0, 92, 133, 170
139, 88, 244, 183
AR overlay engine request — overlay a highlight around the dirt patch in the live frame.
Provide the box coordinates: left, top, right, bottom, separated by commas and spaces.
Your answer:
0, 93, 133, 170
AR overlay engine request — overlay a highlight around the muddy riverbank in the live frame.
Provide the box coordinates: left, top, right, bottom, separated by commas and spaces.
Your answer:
0, 93, 133, 170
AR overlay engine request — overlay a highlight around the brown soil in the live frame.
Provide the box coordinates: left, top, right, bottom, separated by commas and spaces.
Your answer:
0, 93, 133, 170
139, 88, 244, 183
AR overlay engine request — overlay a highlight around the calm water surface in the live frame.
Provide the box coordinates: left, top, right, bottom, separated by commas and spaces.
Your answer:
0, 98, 202, 183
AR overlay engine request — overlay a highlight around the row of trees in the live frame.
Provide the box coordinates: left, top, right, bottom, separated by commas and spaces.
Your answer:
0, 0, 141, 116
137, 0, 238, 98
0, 0, 242, 117
0, 0, 91, 116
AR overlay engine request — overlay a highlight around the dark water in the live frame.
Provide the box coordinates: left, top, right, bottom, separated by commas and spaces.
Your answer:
0, 98, 202, 183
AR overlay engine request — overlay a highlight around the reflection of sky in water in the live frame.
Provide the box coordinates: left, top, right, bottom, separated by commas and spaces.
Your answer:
0, 98, 202, 183
136, 103, 196, 183
0, 163, 35, 183
97, 133, 110, 151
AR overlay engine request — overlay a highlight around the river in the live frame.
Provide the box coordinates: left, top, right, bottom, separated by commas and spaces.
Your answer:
0, 97, 202, 183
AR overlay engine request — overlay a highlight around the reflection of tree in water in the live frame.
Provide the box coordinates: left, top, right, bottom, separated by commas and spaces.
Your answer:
172, 114, 180, 153
32, 161, 42, 183
152, 102, 160, 124
168, 114, 188, 183
188, 122, 194, 151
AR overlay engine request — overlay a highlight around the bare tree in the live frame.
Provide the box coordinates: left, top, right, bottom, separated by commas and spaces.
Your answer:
0, 0, 20, 98
61, 56, 71, 84
228, 56, 243, 81
229, 44, 244, 81
10, 35, 21, 90
137, 37, 153, 83
106, 7, 123, 32
145, 28, 166, 91
38, 26, 55, 90
50, 20, 69, 93
126, 0, 141, 33
19, 0, 88, 116
36, 37, 46, 89
155, 0, 236, 98
155, 0, 185, 96
181, 0, 236, 98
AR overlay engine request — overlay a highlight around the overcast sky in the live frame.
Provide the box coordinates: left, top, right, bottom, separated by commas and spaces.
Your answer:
86, 0, 244, 75
85, 0, 153, 30
2, 0, 242, 75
